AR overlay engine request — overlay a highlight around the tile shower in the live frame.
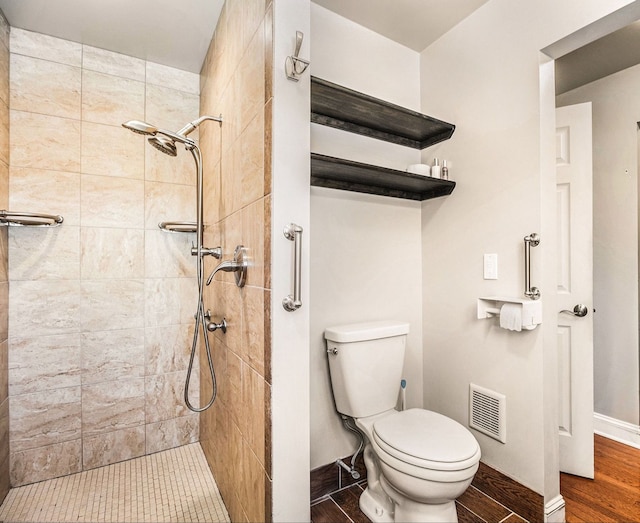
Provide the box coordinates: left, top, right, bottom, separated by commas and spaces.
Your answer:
0, 0, 274, 519
7, 28, 202, 485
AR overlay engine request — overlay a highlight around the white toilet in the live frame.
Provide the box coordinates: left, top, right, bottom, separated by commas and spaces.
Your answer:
325, 320, 481, 523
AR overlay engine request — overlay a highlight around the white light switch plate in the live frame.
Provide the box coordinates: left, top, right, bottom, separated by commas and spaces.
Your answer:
484, 253, 498, 280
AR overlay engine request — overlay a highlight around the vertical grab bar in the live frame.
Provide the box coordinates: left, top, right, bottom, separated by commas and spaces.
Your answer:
524, 233, 541, 300
283, 223, 303, 311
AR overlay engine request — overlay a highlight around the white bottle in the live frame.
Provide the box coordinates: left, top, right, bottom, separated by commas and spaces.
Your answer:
442, 160, 449, 180
431, 158, 441, 179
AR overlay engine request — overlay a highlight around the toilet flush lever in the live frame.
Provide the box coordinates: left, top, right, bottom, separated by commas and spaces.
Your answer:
327, 347, 338, 355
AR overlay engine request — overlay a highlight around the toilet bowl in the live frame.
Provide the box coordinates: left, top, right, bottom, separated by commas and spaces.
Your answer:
325, 321, 481, 523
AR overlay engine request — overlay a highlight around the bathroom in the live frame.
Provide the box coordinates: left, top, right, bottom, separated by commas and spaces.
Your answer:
0, 0, 639, 522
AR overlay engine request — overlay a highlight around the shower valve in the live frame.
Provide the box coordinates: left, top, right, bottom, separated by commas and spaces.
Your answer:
191, 244, 222, 259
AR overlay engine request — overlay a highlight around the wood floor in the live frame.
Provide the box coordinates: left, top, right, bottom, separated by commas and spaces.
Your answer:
561, 434, 640, 522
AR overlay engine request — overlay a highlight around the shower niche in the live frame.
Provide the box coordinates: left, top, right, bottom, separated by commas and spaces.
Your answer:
310, 76, 456, 201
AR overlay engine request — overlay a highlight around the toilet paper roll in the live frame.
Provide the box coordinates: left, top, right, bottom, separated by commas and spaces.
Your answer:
499, 303, 522, 331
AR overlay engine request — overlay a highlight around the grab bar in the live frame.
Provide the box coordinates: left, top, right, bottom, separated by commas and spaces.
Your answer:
524, 233, 540, 300
0, 210, 63, 227
283, 223, 303, 311
158, 221, 197, 233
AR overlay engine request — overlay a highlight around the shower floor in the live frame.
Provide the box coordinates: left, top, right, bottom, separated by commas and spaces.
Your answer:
0, 443, 229, 523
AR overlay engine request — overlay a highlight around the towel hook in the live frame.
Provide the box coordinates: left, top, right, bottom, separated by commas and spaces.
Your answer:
285, 31, 310, 81
524, 233, 541, 300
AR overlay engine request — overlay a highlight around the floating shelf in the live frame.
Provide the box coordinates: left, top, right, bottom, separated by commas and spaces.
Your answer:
311, 76, 455, 149
311, 153, 456, 201
0, 210, 63, 227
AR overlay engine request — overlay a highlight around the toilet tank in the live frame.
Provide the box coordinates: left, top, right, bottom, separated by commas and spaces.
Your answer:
325, 321, 409, 418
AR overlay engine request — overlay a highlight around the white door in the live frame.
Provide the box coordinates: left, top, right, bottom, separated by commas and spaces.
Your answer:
556, 102, 594, 478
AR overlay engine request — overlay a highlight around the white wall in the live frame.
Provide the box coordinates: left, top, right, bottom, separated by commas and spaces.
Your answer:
557, 65, 640, 426
418, 0, 639, 501
309, 3, 424, 469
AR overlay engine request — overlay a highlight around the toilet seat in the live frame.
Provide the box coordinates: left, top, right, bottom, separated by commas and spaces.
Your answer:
373, 409, 481, 472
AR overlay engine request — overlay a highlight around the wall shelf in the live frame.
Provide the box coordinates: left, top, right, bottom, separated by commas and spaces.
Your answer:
311, 153, 456, 201
310, 77, 457, 201
311, 76, 455, 149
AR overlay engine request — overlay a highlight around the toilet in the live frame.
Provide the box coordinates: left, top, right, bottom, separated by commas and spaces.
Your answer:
325, 320, 481, 523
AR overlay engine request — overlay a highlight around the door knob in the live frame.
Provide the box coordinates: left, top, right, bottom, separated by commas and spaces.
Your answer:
560, 304, 588, 317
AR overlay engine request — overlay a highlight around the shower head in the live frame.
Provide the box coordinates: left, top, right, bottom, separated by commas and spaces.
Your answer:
148, 135, 177, 157
122, 120, 158, 136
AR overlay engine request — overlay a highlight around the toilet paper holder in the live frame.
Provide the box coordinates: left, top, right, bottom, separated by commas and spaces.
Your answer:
477, 296, 543, 330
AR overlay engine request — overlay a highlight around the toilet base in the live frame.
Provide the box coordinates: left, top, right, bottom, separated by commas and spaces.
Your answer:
359, 486, 394, 523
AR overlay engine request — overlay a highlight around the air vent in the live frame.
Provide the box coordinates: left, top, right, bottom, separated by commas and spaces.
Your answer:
469, 383, 506, 443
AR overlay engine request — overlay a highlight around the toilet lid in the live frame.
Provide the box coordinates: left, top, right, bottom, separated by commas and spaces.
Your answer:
373, 409, 479, 465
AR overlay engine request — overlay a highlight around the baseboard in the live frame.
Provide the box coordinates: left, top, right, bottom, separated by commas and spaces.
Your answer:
544, 495, 565, 523
593, 412, 640, 450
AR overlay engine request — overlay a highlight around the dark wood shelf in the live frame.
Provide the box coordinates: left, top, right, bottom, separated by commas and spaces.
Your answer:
311, 153, 456, 201
311, 76, 455, 149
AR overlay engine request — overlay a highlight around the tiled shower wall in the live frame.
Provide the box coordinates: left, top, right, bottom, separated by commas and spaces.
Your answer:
8, 28, 203, 486
0, 9, 9, 505
199, 0, 273, 521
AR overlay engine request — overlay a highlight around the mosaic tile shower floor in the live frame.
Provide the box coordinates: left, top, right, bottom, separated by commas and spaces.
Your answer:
0, 443, 229, 523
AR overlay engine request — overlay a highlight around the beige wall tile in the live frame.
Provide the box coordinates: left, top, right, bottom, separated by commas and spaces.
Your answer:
240, 111, 265, 208
9, 334, 81, 395
81, 175, 144, 228
81, 328, 145, 385
82, 70, 144, 126
0, 398, 8, 501
80, 228, 144, 279
238, 22, 265, 134
145, 414, 199, 454
10, 386, 82, 452
144, 229, 196, 278
145, 323, 195, 375
144, 180, 195, 229
144, 278, 197, 327
145, 83, 199, 137
82, 45, 145, 81
145, 370, 196, 423
80, 279, 144, 332
242, 363, 265, 467
242, 286, 265, 377
243, 0, 266, 53
9, 280, 81, 337
0, 340, 6, 401
9, 168, 80, 226
9, 225, 80, 280
10, 54, 81, 118
240, 440, 266, 523
146, 62, 200, 95
0, 100, 8, 167
241, 198, 265, 288
145, 143, 196, 185
10, 28, 82, 67
82, 426, 145, 469
81, 378, 145, 436
0, 41, 9, 107
10, 110, 80, 171
0, 283, 6, 342
0, 161, 7, 210
81, 121, 144, 178
10, 439, 82, 486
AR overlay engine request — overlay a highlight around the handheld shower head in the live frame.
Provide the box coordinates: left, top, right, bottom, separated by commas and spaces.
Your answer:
122, 120, 158, 136
148, 135, 177, 157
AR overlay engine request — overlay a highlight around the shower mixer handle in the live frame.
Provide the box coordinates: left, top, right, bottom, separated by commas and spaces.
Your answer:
204, 310, 227, 333
205, 245, 248, 287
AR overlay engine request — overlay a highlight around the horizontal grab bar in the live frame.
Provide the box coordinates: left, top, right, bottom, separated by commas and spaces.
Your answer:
0, 210, 63, 227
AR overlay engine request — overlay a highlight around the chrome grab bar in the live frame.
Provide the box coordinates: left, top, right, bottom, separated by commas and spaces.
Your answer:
524, 233, 541, 300
158, 221, 196, 233
0, 210, 63, 227
283, 223, 303, 311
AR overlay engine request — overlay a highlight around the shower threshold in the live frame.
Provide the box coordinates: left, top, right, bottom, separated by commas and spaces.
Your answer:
0, 443, 229, 523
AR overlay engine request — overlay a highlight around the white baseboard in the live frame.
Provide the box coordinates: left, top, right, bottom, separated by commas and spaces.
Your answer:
544, 495, 565, 523
593, 412, 640, 450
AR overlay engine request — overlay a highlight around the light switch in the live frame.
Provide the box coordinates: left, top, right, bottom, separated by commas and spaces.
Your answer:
484, 253, 498, 280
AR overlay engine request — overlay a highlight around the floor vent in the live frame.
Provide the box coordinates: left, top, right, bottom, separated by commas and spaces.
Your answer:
469, 383, 506, 443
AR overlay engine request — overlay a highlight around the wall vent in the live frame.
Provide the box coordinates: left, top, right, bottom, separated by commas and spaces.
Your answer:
469, 383, 506, 443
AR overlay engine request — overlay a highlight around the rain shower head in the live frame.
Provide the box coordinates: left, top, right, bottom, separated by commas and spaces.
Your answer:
122, 120, 158, 136
148, 135, 177, 157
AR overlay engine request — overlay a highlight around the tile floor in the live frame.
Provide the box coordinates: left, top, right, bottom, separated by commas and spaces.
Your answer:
0, 443, 229, 523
